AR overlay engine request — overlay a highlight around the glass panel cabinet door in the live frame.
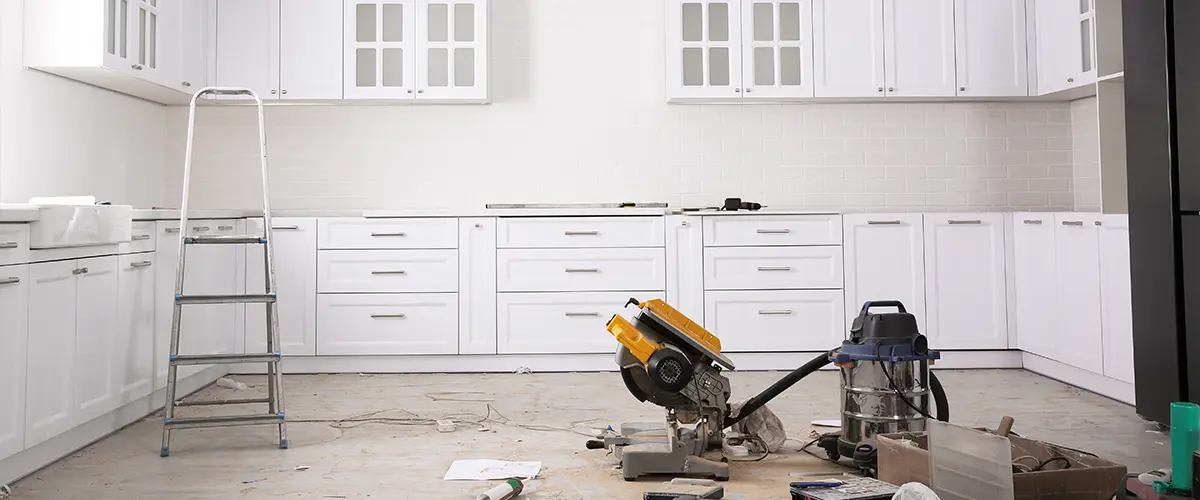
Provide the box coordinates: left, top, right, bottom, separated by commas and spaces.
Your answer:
136, 0, 160, 77
344, 0, 417, 99
104, 0, 134, 72
742, 0, 814, 98
666, 0, 743, 101
415, 0, 489, 101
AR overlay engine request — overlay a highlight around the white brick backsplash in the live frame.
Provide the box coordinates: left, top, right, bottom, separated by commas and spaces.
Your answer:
907, 179, 947, 193
988, 179, 1029, 193
947, 150, 988, 165
1029, 179, 1071, 192
1048, 165, 1075, 178
986, 123, 1029, 138
906, 151, 948, 165
966, 138, 1009, 152
886, 193, 927, 207
1008, 166, 1050, 178
1070, 97, 1101, 211
926, 193, 969, 206
947, 179, 988, 193
887, 166, 928, 179
1029, 150, 1072, 164
965, 166, 1011, 179
844, 193, 888, 206
1027, 123, 1073, 138
805, 166, 847, 180
825, 179, 866, 193
987, 151, 1029, 166
969, 192, 1009, 207
865, 179, 909, 193
928, 166, 966, 179
1009, 192, 1049, 206
1008, 138, 1050, 151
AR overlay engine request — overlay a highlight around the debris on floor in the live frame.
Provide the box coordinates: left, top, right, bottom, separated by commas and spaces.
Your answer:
444, 460, 542, 481
475, 478, 523, 500
643, 478, 724, 499
241, 478, 267, 484
215, 377, 247, 390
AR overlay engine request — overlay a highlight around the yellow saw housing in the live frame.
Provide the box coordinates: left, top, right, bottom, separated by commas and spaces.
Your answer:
605, 299, 733, 370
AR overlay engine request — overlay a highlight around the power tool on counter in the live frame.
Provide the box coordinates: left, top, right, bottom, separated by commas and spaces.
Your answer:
586, 298, 949, 481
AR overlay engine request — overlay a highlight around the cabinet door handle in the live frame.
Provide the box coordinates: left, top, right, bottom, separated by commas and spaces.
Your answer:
734, 88, 741, 93
564, 230, 599, 236
281, 90, 288, 95
132, 64, 143, 70
960, 86, 966, 91
192, 226, 211, 232
130, 261, 153, 269
1067, 77, 1075, 83
0, 241, 17, 249
407, 89, 414, 94
371, 232, 407, 237
565, 312, 600, 317
948, 219, 982, 225
745, 88, 753, 93
888, 87, 895, 92
1095, 220, 1103, 226
370, 313, 406, 319
877, 87, 884, 92
182, 81, 192, 87
218, 225, 235, 231
565, 268, 600, 273
272, 225, 300, 230
758, 309, 793, 315
867, 220, 901, 225
131, 234, 151, 241
756, 228, 791, 234
370, 270, 407, 275
0, 277, 19, 285
73, 267, 89, 275
757, 266, 792, 272
271, 89, 277, 95
165, 227, 181, 234
1061, 220, 1085, 226
1022, 219, 1043, 225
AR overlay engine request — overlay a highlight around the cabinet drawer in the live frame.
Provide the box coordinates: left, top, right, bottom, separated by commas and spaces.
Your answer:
497, 248, 665, 292
497, 217, 665, 248
703, 215, 842, 247
0, 224, 31, 267
185, 219, 242, 237
316, 293, 458, 355
497, 291, 656, 354
704, 290, 845, 352
119, 221, 157, 254
318, 250, 458, 293
704, 246, 843, 290
318, 218, 457, 249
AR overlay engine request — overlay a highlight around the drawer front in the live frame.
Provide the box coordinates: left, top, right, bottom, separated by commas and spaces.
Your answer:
119, 221, 157, 254
318, 218, 458, 249
497, 217, 665, 248
316, 293, 458, 355
704, 290, 845, 352
497, 291, 657, 354
497, 248, 665, 292
703, 215, 842, 247
318, 250, 458, 293
0, 224, 30, 267
704, 246, 843, 290
185, 219, 242, 237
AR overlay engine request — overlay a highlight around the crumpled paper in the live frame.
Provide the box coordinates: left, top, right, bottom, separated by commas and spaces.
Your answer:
728, 400, 786, 453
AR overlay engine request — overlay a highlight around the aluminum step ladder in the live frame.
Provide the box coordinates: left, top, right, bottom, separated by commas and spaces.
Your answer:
160, 87, 287, 457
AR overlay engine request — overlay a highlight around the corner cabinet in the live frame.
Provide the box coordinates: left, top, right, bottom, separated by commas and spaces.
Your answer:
343, 0, 490, 102
1034, 0, 1097, 95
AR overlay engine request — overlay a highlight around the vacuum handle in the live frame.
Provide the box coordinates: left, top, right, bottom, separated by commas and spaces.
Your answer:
859, 300, 907, 315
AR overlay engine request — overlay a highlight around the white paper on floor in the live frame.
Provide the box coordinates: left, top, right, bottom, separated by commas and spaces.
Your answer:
443, 460, 542, 481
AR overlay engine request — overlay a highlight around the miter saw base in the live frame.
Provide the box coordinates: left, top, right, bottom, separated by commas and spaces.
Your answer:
598, 421, 730, 481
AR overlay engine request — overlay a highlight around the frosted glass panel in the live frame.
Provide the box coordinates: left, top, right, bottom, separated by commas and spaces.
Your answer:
781, 46, 801, 85
780, 3, 801, 41
709, 3, 729, 42
148, 12, 156, 68
753, 3, 773, 41
454, 4, 474, 41
754, 47, 774, 85
356, 48, 376, 87
428, 4, 448, 42
682, 48, 703, 86
120, 0, 128, 57
709, 47, 730, 86
454, 48, 475, 86
383, 4, 404, 41
383, 48, 404, 86
107, 0, 117, 54
356, 4, 376, 42
138, 8, 146, 64
1080, 0, 1089, 13
682, 3, 702, 41
428, 48, 449, 86
1081, 19, 1092, 72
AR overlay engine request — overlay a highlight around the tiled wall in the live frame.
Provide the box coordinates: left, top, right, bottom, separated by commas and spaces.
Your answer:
1071, 97, 1101, 212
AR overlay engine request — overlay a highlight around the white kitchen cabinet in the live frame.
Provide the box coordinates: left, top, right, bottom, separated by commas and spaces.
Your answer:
0, 265, 29, 461
922, 214, 1008, 350
344, 0, 488, 101
1053, 213, 1104, 373
214, 0, 278, 99
496, 248, 666, 293
883, 0, 956, 97
666, 216, 705, 322
116, 254, 156, 405
667, 0, 744, 100
246, 219, 319, 356
74, 257, 121, 425
318, 249, 459, 293
317, 293, 459, 355
280, 0, 344, 99
497, 217, 665, 249
497, 292, 641, 354
25, 260, 78, 447
741, 0, 815, 98
132, 0, 166, 85
1099, 214, 1134, 384
704, 290, 844, 352
1035, 0, 1096, 95
953, 0, 1028, 97
703, 246, 843, 290
459, 218, 497, 355
1011, 214, 1057, 358
154, 222, 182, 389
178, 0, 212, 92
842, 214, 925, 334
812, 0, 884, 97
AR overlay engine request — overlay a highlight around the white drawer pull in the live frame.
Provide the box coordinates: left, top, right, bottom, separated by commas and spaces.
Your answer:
1061, 220, 1084, 227
756, 228, 791, 234
758, 309, 793, 315
131, 234, 151, 241
218, 224, 235, 231
565, 268, 600, 273
192, 226, 211, 232
1022, 219, 1043, 225
130, 261, 153, 269
867, 220, 901, 225
371, 232, 407, 237
371, 270, 408, 275
165, 227, 181, 234
565, 312, 600, 317
272, 225, 300, 230
0, 277, 19, 285
564, 230, 599, 236
948, 219, 982, 225
757, 266, 792, 272
0, 242, 17, 249
370, 313, 406, 319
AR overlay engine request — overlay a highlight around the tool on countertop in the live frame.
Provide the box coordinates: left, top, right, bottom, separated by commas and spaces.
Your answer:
485, 202, 668, 209
789, 477, 899, 500
160, 86, 288, 457
680, 198, 766, 212
643, 478, 725, 499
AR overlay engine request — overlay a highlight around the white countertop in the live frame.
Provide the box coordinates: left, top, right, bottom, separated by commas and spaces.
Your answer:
0, 207, 40, 223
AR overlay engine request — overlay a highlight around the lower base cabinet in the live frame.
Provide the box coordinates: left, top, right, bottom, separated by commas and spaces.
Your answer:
496, 291, 655, 354
0, 265, 29, 461
115, 253, 156, 406
317, 293, 459, 355
704, 290, 845, 352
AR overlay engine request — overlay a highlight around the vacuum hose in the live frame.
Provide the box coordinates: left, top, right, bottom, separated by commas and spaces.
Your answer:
930, 371, 949, 422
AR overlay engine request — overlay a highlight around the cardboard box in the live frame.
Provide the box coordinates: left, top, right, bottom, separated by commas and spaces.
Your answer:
877, 431, 1128, 500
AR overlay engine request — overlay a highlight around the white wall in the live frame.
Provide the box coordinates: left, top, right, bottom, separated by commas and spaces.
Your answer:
168, 0, 1078, 212
1070, 97, 1101, 212
0, 0, 170, 207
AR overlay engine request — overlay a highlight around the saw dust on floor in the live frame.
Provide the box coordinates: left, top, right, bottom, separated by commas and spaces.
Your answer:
8, 370, 1165, 499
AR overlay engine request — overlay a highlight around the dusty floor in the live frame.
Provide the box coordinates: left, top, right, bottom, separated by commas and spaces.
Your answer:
8, 370, 1166, 499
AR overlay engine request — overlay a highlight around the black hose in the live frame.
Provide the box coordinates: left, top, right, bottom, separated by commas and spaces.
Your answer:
725, 351, 831, 428
930, 371, 949, 422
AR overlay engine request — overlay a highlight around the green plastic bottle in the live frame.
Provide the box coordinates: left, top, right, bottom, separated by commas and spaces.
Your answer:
1171, 402, 1200, 492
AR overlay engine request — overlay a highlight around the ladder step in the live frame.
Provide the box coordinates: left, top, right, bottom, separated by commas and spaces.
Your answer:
175, 397, 272, 407
176, 294, 276, 305
164, 413, 285, 430
185, 235, 266, 245
171, 353, 281, 365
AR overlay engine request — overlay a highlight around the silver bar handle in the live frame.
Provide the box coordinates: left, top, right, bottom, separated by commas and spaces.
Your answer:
165, 227, 181, 234
756, 228, 792, 234
948, 220, 982, 225
757, 266, 792, 272
371, 270, 408, 275
130, 261, 153, 269
217, 225, 235, 231
565, 268, 600, 273
131, 234, 151, 241
564, 230, 599, 236
867, 220, 901, 225
370, 313, 406, 319
758, 310, 794, 315
565, 312, 601, 317
1061, 220, 1084, 226
192, 226, 211, 232
371, 232, 407, 237
272, 225, 300, 230
0, 242, 17, 249
1022, 220, 1043, 225
0, 277, 19, 285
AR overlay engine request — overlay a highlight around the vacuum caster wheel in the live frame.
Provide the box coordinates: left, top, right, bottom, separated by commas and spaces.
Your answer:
715, 475, 730, 482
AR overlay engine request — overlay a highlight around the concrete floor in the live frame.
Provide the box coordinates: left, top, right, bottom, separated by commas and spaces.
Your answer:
8, 370, 1166, 499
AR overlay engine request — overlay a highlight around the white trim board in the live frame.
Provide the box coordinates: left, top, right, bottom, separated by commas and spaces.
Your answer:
1021, 352, 1135, 405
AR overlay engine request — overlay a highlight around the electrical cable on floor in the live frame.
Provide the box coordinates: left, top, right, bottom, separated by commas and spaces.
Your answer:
876, 342, 935, 420
289, 401, 600, 437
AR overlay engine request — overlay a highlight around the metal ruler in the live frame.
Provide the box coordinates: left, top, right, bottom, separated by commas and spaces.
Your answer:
485, 202, 668, 209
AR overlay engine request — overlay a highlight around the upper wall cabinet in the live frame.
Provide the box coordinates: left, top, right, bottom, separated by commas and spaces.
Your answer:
953, 0, 1027, 97
1034, 0, 1097, 95
811, 0, 883, 98
343, 0, 490, 102
214, 0, 344, 100
666, 0, 815, 101
25, 0, 211, 104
